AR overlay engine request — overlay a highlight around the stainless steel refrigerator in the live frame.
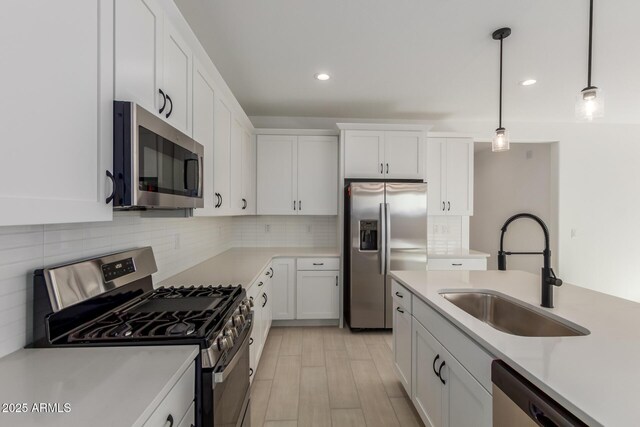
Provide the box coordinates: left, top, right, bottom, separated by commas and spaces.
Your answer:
345, 182, 428, 329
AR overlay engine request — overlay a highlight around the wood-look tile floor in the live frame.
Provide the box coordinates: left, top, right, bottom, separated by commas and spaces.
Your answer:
251, 327, 424, 427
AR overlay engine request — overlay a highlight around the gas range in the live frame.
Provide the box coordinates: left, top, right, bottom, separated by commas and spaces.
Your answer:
32, 247, 253, 427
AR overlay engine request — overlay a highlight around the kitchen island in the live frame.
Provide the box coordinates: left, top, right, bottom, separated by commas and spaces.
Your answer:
390, 269, 640, 426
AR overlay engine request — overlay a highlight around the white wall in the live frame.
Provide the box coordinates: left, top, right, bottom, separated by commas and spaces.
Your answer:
0, 213, 233, 358
232, 215, 338, 247
252, 115, 640, 302
471, 143, 557, 273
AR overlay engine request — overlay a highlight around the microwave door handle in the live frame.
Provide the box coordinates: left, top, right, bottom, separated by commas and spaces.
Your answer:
197, 156, 203, 197
183, 158, 198, 193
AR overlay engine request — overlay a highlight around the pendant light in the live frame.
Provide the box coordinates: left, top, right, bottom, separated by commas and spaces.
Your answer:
492, 27, 511, 152
576, 0, 603, 120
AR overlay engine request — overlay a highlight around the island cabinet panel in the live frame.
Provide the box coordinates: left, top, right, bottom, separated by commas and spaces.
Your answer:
392, 279, 493, 427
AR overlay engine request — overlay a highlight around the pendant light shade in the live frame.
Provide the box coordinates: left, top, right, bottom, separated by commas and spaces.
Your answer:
492, 27, 511, 153
576, 0, 603, 121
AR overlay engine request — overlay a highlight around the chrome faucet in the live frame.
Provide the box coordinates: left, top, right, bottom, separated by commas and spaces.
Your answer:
497, 213, 562, 308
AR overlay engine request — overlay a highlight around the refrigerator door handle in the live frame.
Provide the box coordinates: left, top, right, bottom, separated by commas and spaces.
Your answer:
385, 203, 391, 273
380, 203, 386, 275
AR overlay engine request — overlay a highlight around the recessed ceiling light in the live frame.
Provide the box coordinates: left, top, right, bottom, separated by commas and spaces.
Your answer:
315, 73, 331, 81
520, 79, 537, 86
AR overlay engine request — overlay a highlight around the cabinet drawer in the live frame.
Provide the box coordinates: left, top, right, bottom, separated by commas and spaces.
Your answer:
297, 257, 339, 271
412, 298, 493, 392
143, 361, 195, 427
427, 258, 487, 271
391, 280, 412, 313
177, 401, 194, 427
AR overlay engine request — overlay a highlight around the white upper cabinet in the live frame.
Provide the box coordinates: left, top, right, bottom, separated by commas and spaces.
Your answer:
213, 97, 232, 214
426, 137, 473, 216
344, 130, 424, 179
344, 131, 385, 178
161, 19, 192, 136
257, 134, 338, 215
192, 59, 216, 216
297, 136, 339, 215
115, 0, 192, 136
257, 136, 297, 215
0, 0, 114, 226
229, 118, 244, 214
241, 130, 256, 215
114, 0, 163, 114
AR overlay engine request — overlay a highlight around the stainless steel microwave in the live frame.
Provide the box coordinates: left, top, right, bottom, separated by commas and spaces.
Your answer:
111, 101, 204, 209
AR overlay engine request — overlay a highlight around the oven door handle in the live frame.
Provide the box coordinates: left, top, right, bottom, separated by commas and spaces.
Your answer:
213, 319, 253, 384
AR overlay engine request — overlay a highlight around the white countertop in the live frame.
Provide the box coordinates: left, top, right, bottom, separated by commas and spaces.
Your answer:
158, 247, 339, 288
389, 269, 640, 427
427, 248, 490, 259
0, 346, 198, 427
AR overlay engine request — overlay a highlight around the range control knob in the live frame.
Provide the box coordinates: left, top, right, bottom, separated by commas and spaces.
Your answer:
217, 335, 233, 351
225, 326, 239, 340
233, 314, 245, 327
239, 304, 250, 315
246, 298, 254, 308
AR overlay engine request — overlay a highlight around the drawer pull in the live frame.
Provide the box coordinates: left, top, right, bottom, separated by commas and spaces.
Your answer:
451, 263, 463, 266
249, 368, 254, 377
164, 414, 174, 427
432, 354, 440, 376
313, 262, 324, 266
438, 360, 446, 385
395, 291, 403, 298
258, 281, 264, 287
396, 307, 404, 314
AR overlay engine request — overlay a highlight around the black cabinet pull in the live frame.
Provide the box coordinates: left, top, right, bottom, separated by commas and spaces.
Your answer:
432, 354, 440, 377
219, 193, 223, 207
386, 163, 389, 174
293, 200, 296, 210
262, 293, 267, 307
105, 170, 116, 204
438, 360, 446, 384
395, 291, 403, 298
214, 193, 221, 208
270, 267, 273, 277
249, 337, 254, 345
242, 198, 247, 209
396, 307, 404, 314
299, 200, 302, 211
451, 263, 463, 266
249, 368, 254, 377
165, 94, 173, 118
313, 263, 324, 266
442, 201, 445, 211
158, 89, 167, 114
165, 414, 174, 427
380, 163, 383, 174
447, 201, 450, 211
335, 275, 338, 286
258, 281, 263, 287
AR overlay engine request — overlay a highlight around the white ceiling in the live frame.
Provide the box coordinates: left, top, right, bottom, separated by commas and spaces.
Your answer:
176, 0, 640, 123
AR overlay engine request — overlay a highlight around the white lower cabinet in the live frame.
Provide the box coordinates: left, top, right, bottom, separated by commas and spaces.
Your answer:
142, 361, 195, 427
296, 270, 339, 320
248, 263, 274, 383
393, 280, 492, 427
272, 258, 296, 320
392, 301, 413, 395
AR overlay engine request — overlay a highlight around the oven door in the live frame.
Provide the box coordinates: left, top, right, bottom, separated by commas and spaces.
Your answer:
212, 319, 252, 427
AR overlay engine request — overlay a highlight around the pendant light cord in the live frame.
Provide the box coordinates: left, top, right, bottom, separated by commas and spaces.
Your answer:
499, 37, 503, 128
587, 0, 594, 87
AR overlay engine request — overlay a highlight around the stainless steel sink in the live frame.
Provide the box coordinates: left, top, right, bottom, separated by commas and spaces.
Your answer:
440, 290, 589, 337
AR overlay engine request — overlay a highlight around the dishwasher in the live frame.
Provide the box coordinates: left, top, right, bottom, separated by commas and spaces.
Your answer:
492, 360, 588, 427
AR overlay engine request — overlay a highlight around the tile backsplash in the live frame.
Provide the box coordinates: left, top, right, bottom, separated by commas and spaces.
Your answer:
427, 216, 468, 251
0, 212, 233, 358
232, 215, 338, 248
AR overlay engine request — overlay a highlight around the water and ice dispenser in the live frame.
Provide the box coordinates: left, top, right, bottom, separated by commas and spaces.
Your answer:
359, 220, 378, 251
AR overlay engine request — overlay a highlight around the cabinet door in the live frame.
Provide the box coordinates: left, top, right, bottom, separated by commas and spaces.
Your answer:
426, 138, 445, 215
444, 138, 473, 216
384, 131, 423, 179
344, 131, 385, 178
241, 129, 256, 215
229, 118, 244, 214
162, 19, 192, 135
271, 259, 296, 320
213, 97, 232, 214
114, 0, 163, 115
296, 271, 339, 319
256, 135, 297, 215
297, 136, 338, 215
248, 285, 262, 383
192, 59, 216, 216
0, 0, 113, 226
261, 283, 272, 343
441, 348, 492, 427
412, 318, 443, 427
393, 302, 412, 396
